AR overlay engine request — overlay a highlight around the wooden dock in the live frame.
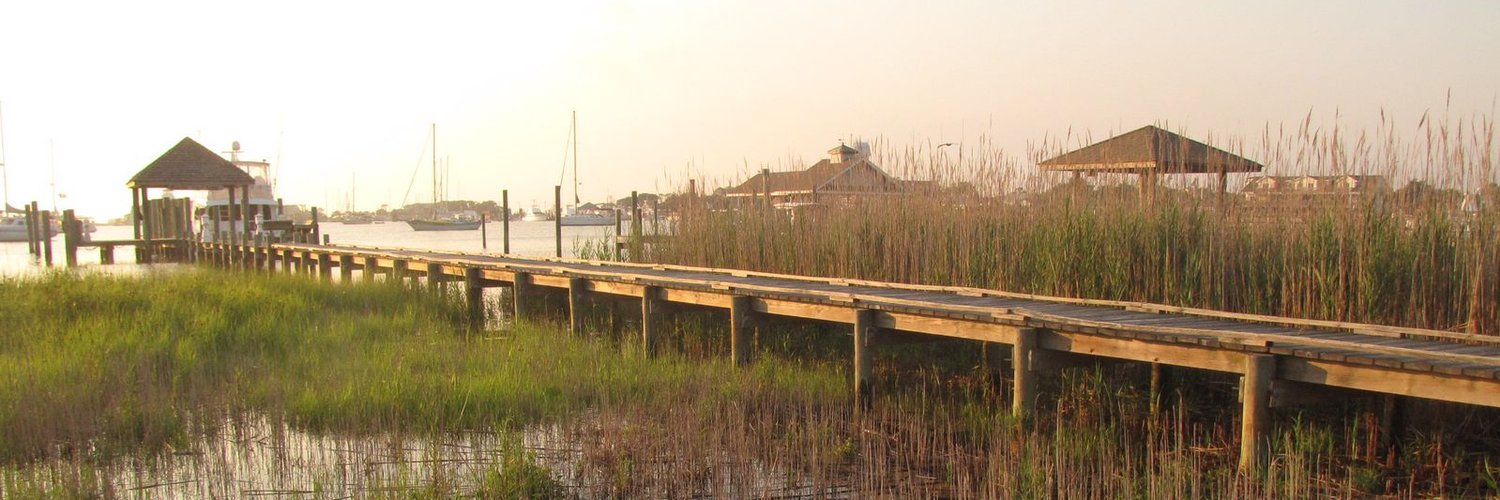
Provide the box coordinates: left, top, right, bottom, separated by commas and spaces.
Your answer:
160, 241, 1500, 470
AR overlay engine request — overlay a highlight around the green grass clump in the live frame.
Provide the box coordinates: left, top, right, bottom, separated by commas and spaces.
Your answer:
0, 270, 845, 466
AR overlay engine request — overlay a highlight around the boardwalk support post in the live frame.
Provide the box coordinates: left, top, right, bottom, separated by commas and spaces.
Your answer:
41, 210, 54, 266
854, 309, 876, 408
338, 254, 354, 282
568, 277, 588, 337
62, 209, 79, 267
982, 342, 1007, 399
641, 285, 661, 357
318, 253, 333, 281
1240, 354, 1275, 472
1013, 328, 1038, 420
512, 272, 531, 325
730, 295, 755, 366
392, 259, 409, 284
466, 267, 486, 335
363, 256, 378, 281
427, 263, 443, 293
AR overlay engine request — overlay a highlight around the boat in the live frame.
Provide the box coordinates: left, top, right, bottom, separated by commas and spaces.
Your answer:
0, 215, 49, 242
521, 204, 553, 222
557, 111, 617, 227
406, 124, 480, 231
559, 205, 617, 227
198, 141, 294, 244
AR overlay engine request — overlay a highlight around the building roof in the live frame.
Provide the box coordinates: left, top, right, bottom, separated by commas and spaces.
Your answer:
828, 144, 860, 155
1039, 125, 1263, 175
724, 158, 901, 196
128, 137, 255, 190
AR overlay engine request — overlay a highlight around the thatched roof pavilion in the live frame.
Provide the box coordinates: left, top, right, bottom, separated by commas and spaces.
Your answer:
126, 137, 255, 247
129, 137, 253, 190
1039, 125, 1263, 198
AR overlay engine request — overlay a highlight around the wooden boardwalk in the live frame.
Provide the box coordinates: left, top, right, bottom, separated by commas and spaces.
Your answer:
201, 241, 1500, 470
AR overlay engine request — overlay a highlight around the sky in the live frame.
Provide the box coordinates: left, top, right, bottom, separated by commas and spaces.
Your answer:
1, 0, 1498, 218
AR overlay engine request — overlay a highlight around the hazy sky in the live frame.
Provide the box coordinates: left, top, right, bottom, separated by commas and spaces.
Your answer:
2, 0, 1498, 217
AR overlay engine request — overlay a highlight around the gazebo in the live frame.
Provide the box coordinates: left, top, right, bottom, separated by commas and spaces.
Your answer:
1039, 125, 1263, 199
127, 137, 254, 257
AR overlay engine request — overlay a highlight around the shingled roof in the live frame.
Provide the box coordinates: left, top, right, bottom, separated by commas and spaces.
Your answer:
128, 137, 255, 190
1039, 125, 1263, 175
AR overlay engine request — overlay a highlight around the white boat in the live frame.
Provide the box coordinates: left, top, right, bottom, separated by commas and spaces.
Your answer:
559, 205, 616, 227
0, 215, 50, 242
521, 205, 553, 222
199, 141, 293, 243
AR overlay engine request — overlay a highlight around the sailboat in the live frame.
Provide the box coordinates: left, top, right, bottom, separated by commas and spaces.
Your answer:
0, 101, 47, 242
558, 111, 617, 227
406, 124, 480, 231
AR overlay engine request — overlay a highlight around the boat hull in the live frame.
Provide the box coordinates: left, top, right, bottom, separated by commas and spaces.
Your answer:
558, 215, 617, 227
406, 220, 481, 231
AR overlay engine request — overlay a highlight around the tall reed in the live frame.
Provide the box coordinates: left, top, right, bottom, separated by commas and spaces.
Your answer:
653, 113, 1498, 334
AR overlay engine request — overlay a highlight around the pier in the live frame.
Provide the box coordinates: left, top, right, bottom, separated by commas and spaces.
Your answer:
172, 239, 1500, 471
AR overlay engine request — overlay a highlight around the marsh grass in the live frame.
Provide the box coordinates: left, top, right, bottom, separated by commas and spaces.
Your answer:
2, 267, 1498, 496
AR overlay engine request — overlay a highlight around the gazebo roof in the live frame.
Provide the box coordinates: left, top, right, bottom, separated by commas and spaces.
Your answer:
1039, 125, 1263, 175
128, 137, 254, 190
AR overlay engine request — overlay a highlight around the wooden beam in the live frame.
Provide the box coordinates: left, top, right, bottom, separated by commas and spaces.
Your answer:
1038, 330, 1247, 374
318, 253, 333, 281
339, 254, 354, 282
512, 272, 531, 324
874, 312, 1020, 343
1279, 358, 1500, 408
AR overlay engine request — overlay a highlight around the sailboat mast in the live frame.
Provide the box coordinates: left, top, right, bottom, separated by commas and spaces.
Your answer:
0, 101, 8, 212
572, 110, 579, 205
431, 123, 438, 205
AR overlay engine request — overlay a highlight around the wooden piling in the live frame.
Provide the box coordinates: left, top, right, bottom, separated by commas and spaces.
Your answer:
1239, 354, 1275, 471
501, 189, 510, 254
554, 185, 563, 258
302, 251, 315, 276
311, 207, 321, 245
568, 277, 587, 337
641, 285, 661, 357
61, 209, 78, 267
730, 295, 754, 366
41, 210, 53, 266
853, 309, 876, 407
982, 342, 1006, 399
1013, 328, 1037, 419
363, 256, 377, 281
426, 262, 443, 293
338, 254, 354, 282
466, 267, 485, 335
99, 244, 114, 264
318, 253, 333, 280
630, 191, 641, 262
24, 203, 37, 256
480, 212, 488, 250
1150, 363, 1174, 417
392, 259, 409, 284
512, 272, 531, 324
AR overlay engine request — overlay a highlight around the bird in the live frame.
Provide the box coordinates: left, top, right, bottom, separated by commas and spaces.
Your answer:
937, 142, 955, 149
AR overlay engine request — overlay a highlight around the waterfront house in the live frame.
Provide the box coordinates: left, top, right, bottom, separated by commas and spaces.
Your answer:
722, 144, 905, 208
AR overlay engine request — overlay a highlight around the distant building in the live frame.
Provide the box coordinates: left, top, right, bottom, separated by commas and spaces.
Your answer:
1241, 175, 1392, 202
722, 144, 906, 208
